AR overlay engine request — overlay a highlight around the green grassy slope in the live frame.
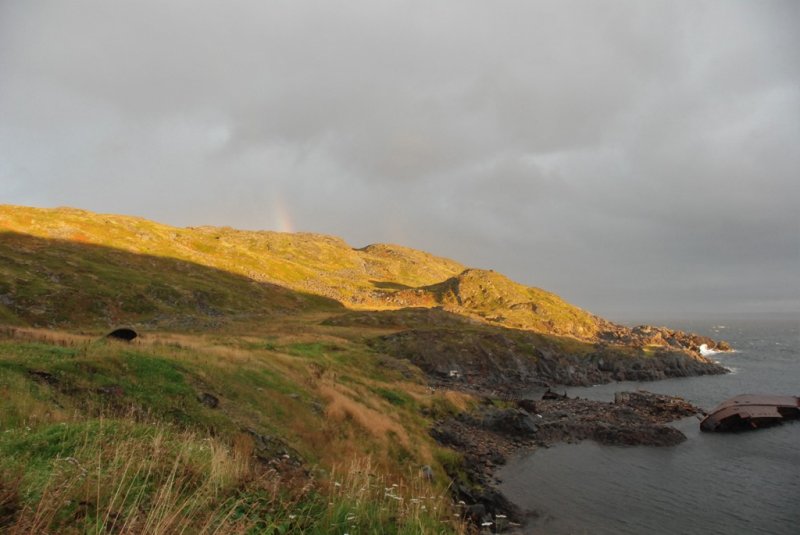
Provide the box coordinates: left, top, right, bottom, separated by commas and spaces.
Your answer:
0, 324, 471, 533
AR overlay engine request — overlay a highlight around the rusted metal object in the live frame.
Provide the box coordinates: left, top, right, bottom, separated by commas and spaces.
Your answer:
700, 394, 800, 432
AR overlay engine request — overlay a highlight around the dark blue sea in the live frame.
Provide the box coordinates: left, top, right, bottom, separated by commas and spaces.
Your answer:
498, 318, 800, 535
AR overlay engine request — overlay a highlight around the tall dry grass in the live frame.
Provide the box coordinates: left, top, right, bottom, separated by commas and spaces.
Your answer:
2, 421, 267, 534
320, 456, 467, 535
1, 420, 465, 534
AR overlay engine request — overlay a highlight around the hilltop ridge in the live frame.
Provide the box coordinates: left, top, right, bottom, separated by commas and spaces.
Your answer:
0, 205, 731, 356
0, 205, 605, 339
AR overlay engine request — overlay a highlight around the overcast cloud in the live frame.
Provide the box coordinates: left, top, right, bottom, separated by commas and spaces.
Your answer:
1, 0, 798, 321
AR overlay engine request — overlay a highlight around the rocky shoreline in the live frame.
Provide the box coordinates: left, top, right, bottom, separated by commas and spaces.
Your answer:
368, 317, 732, 531
431, 390, 702, 532
340, 308, 732, 531
372, 326, 730, 393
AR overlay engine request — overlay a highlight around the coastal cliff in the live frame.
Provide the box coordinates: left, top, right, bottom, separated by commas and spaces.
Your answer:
0, 205, 730, 533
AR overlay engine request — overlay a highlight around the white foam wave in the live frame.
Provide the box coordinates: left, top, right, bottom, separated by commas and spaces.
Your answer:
699, 344, 718, 356
700, 343, 736, 356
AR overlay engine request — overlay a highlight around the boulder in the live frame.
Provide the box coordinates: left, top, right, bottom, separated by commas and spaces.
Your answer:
483, 409, 538, 436
198, 392, 220, 408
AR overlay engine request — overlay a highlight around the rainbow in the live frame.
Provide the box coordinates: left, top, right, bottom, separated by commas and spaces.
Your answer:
272, 195, 294, 233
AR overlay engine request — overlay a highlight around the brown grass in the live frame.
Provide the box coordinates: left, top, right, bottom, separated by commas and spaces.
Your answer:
443, 390, 473, 413
0, 326, 93, 346
320, 385, 411, 447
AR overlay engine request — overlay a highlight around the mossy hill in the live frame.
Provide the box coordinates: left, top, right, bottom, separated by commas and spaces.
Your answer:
0, 204, 727, 533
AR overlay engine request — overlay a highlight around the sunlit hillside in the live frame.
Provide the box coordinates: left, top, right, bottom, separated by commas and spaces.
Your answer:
0, 205, 726, 533
0, 205, 604, 339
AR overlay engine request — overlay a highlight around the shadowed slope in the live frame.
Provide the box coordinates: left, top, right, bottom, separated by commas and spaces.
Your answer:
0, 205, 465, 310
0, 232, 342, 328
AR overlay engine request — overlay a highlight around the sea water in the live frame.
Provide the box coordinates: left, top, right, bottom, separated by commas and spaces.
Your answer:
497, 318, 800, 535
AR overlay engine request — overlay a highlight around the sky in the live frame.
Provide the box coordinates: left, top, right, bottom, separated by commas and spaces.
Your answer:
1, 0, 798, 322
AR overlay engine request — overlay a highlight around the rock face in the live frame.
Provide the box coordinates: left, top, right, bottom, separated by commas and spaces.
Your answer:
371, 327, 728, 393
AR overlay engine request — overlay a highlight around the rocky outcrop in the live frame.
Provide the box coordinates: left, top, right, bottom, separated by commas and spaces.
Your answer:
530, 391, 697, 447
371, 327, 728, 393
598, 323, 732, 354
371, 329, 541, 390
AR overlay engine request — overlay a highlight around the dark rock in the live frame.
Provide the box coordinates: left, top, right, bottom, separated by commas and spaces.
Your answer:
458, 484, 475, 501
466, 503, 486, 522
97, 385, 124, 397
593, 424, 686, 446
541, 388, 567, 400
614, 390, 698, 421
198, 392, 219, 408
476, 487, 522, 523
488, 450, 505, 465
430, 425, 469, 448
516, 399, 538, 413
420, 465, 434, 481
244, 428, 303, 467
28, 370, 58, 385
483, 409, 538, 436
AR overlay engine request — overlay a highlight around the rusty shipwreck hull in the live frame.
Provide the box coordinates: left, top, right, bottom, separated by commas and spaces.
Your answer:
700, 395, 800, 432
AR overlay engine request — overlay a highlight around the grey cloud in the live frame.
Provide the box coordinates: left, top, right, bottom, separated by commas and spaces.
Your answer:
1, 0, 798, 321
